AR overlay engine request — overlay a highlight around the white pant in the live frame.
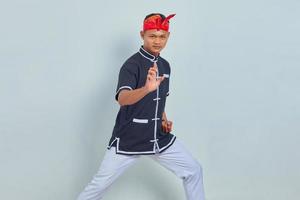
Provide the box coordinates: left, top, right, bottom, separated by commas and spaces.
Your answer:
77, 139, 205, 200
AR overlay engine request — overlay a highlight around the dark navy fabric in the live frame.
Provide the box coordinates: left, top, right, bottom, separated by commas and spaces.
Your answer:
107, 46, 176, 155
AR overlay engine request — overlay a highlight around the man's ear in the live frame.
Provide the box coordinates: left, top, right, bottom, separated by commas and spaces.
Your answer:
140, 31, 145, 39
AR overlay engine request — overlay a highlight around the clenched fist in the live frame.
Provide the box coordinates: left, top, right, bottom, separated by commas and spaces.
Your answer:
162, 120, 173, 133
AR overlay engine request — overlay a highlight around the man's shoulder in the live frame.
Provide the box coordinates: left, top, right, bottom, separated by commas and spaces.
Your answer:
123, 52, 142, 66
119, 52, 141, 72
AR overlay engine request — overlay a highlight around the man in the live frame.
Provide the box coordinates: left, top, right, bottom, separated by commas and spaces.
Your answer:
77, 13, 205, 200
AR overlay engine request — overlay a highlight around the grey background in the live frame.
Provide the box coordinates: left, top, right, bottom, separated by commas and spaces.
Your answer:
1, 0, 299, 200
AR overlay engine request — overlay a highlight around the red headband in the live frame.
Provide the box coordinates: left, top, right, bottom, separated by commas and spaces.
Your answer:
143, 14, 176, 32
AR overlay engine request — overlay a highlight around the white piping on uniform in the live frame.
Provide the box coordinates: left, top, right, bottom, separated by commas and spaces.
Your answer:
158, 135, 176, 152
163, 74, 170, 78
111, 136, 176, 155
152, 118, 160, 121
153, 98, 161, 101
153, 61, 160, 151
138, 51, 156, 62
140, 46, 156, 58
107, 137, 118, 149
116, 86, 133, 95
115, 138, 156, 154
133, 118, 148, 123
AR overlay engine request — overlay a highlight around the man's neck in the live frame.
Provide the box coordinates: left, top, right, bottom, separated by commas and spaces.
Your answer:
142, 46, 159, 57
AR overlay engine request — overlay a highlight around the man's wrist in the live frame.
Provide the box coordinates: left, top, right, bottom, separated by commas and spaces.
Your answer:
142, 86, 151, 94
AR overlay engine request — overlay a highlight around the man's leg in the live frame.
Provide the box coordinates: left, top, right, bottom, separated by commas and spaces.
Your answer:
150, 140, 205, 200
77, 147, 139, 200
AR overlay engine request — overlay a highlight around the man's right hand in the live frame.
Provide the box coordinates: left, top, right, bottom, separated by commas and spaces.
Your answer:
118, 63, 164, 106
144, 62, 165, 92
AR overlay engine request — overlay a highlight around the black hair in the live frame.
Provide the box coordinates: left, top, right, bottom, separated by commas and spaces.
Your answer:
144, 13, 166, 21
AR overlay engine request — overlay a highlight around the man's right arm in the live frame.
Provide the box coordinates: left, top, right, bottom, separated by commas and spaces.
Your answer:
117, 63, 164, 106
118, 87, 149, 106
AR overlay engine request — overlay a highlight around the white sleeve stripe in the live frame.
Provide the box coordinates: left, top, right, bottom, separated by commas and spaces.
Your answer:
116, 86, 133, 94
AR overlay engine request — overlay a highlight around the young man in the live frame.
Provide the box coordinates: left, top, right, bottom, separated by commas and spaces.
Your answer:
77, 13, 205, 200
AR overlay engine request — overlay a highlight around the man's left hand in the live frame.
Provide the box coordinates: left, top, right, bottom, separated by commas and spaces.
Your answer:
162, 120, 173, 133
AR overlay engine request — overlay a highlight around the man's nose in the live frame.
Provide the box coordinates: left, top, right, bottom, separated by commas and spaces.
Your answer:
154, 38, 161, 44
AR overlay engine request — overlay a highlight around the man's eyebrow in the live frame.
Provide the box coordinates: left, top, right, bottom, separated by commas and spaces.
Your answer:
148, 33, 166, 36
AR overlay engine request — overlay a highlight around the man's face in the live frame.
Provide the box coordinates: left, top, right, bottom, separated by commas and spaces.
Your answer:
140, 29, 170, 56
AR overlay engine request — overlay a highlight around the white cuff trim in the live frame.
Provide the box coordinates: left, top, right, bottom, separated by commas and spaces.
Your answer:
116, 86, 133, 94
